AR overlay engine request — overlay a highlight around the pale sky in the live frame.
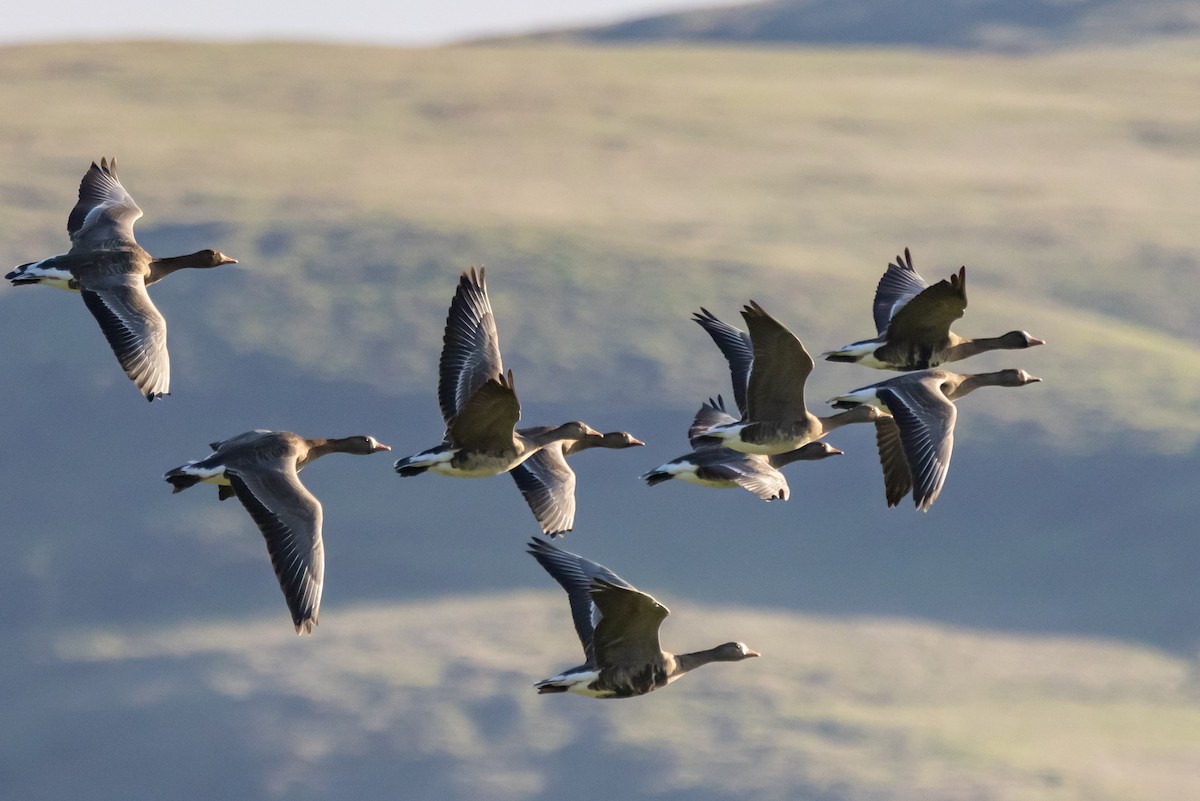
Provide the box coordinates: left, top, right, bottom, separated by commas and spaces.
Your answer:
2, 0, 738, 45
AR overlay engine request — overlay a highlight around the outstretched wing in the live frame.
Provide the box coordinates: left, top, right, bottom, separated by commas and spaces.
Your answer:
68, 158, 143, 251
696, 448, 790, 501
448, 371, 520, 453
227, 464, 325, 634
590, 580, 670, 668
741, 301, 813, 422
693, 308, 754, 417
872, 247, 928, 334
79, 271, 170, 400
687, 396, 739, 446
511, 443, 577, 537
885, 266, 967, 346
873, 417, 914, 507
439, 266, 504, 427
527, 539, 637, 665
876, 379, 956, 511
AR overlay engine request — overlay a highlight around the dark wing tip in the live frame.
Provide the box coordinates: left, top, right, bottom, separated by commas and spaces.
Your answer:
463, 264, 485, 289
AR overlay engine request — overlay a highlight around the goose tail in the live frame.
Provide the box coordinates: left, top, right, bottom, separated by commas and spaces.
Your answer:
641, 469, 673, 487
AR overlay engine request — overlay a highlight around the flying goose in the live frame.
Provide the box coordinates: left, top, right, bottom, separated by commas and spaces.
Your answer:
164, 430, 391, 633
528, 538, 759, 698
394, 268, 603, 480
829, 368, 1042, 510
823, 248, 1044, 371
643, 396, 842, 500
690, 302, 881, 455
510, 428, 645, 538
5, 158, 237, 400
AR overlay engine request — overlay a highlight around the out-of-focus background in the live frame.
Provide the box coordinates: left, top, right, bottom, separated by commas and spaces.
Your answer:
2, 2, 1198, 799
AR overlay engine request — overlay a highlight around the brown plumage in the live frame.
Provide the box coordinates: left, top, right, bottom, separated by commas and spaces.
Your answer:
830, 368, 1042, 510
528, 539, 759, 698
5, 158, 237, 400
823, 248, 1044, 371
691, 302, 883, 455
164, 430, 391, 634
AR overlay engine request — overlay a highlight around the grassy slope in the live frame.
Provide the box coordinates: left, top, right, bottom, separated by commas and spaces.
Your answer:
17, 595, 1199, 801
0, 41, 1198, 450
2, 42, 1199, 801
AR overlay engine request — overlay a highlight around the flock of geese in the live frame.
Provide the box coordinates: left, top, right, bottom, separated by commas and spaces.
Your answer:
6, 158, 1044, 699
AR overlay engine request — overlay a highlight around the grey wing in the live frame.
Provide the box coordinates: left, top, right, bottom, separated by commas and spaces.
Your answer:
741, 301, 813, 421
590, 580, 670, 668
876, 382, 956, 511
691, 448, 789, 500
448, 372, 520, 453
688, 396, 739, 446
527, 539, 635, 665
228, 464, 325, 634
438, 266, 504, 427
210, 429, 275, 452
68, 158, 143, 251
885, 267, 967, 346
873, 417, 914, 507
511, 444, 577, 537
872, 247, 928, 334
729, 457, 790, 501
693, 308, 754, 416
79, 273, 170, 400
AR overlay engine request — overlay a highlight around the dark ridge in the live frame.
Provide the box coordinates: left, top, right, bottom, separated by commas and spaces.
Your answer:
522, 0, 1200, 53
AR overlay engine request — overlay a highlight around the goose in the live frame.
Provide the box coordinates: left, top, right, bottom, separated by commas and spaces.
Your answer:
829, 368, 1042, 510
642, 396, 842, 500
5, 158, 237, 400
690, 302, 882, 455
164, 430, 391, 633
823, 248, 1044, 371
510, 428, 645, 538
394, 268, 602, 480
528, 538, 759, 698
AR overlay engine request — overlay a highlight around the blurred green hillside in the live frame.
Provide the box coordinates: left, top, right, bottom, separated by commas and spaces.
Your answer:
3, 37, 1199, 801
1, 41, 1197, 451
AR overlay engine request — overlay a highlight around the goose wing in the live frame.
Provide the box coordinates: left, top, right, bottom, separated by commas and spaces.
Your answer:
447, 371, 520, 453
741, 301, 813, 421
689, 447, 789, 500
227, 459, 325, 634
876, 378, 956, 511
68, 158, 143, 251
873, 417, 914, 507
511, 442, 576, 537
885, 267, 967, 346
528, 538, 635, 665
872, 247, 928, 334
439, 267, 504, 427
79, 271, 170, 400
589, 579, 669, 668
687, 396, 739, 445
693, 308, 754, 416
